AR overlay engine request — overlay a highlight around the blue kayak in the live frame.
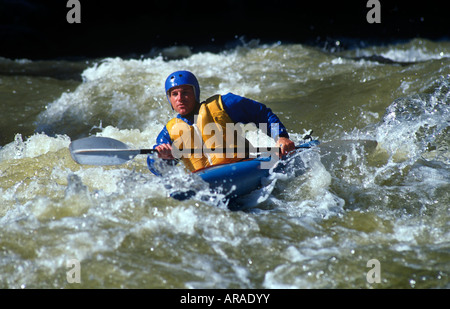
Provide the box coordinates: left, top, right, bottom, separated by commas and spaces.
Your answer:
195, 156, 273, 200
148, 140, 320, 206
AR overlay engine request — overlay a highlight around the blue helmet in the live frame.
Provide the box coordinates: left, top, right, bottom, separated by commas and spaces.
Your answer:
164, 70, 200, 104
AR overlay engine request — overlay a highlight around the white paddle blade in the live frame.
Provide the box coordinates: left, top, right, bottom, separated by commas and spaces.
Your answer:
70, 148, 141, 165
69, 136, 140, 165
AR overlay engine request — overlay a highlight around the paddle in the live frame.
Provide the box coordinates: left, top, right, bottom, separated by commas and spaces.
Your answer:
69, 136, 378, 167
69, 136, 311, 166
69, 136, 157, 165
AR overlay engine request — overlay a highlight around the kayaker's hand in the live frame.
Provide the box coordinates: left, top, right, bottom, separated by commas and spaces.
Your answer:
155, 143, 175, 160
276, 137, 296, 156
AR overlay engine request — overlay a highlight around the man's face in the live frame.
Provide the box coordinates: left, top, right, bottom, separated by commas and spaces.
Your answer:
168, 85, 197, 115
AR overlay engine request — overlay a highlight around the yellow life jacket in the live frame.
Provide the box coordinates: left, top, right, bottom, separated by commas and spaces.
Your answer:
166, 95, 248, 171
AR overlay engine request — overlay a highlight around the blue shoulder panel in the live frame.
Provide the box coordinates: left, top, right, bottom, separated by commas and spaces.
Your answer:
221, 93, 289, 139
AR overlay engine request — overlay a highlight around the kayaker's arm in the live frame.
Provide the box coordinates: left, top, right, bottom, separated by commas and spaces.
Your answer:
148, 127, 178, 176
276, 136, 296, 156
221, 93, 290, 139
221, 93, 295, 155
155, 143, 174, 160
154, 126, 174, 159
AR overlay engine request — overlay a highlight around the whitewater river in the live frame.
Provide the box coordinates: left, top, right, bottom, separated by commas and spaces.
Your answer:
0, 38, 449, 288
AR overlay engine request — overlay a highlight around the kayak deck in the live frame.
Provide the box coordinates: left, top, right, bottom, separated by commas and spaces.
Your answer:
167, 140, 320, 205
194, 157, 273, 201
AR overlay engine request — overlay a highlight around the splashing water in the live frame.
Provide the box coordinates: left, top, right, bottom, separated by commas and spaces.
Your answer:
1, 39, 449, 288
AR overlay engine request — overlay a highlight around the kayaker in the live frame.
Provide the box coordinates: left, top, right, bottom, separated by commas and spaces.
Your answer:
149, 70, 295, 174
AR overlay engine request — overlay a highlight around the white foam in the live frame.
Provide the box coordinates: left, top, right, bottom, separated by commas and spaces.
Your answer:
381, 47, 450, 62
0, 133, 70, 161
